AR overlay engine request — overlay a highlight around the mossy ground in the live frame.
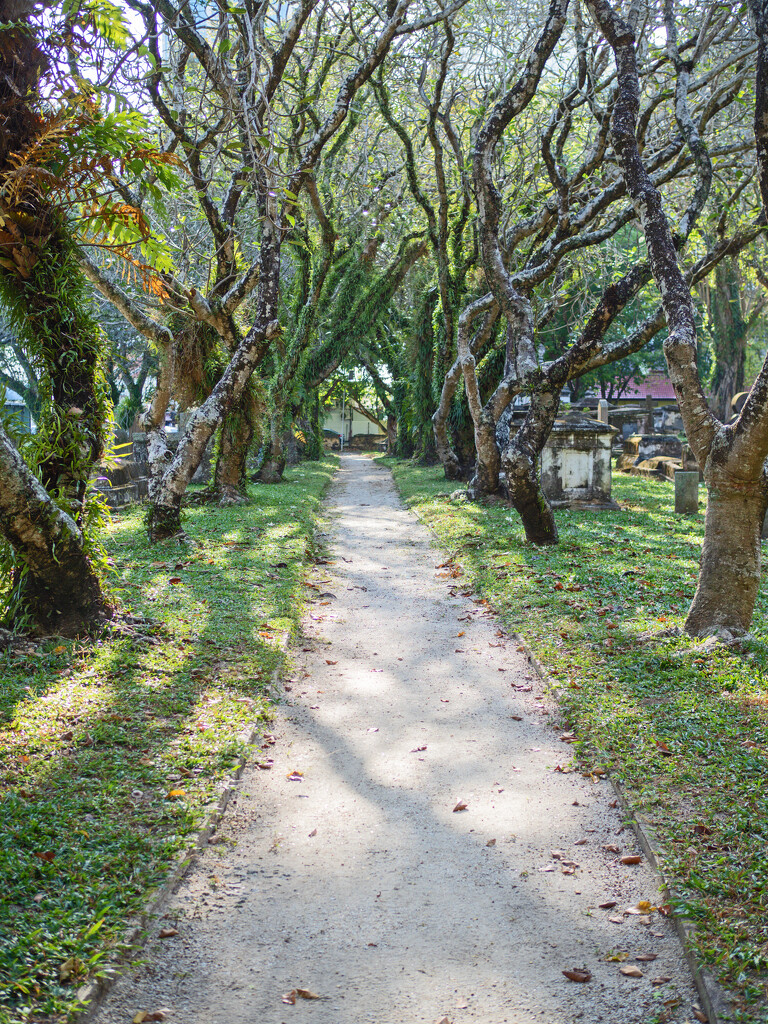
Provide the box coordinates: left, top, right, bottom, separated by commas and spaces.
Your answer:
385, 457, 768, 1023
0, 458, 335, 1023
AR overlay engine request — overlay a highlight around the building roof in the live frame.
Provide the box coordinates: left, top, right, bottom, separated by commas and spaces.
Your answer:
621, 372, 677, 400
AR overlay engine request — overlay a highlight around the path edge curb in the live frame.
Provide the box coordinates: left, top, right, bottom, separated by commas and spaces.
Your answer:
393, 474, 734, 1024
72, 639, 289, 1023
517, 636, 732, 1024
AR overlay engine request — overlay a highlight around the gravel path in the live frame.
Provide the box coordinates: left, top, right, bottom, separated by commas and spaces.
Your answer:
93, 453, 699, 1024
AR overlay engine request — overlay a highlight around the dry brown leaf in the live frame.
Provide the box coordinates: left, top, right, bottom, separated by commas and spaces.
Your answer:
295, 989, 321, 1000
411, 745, 427, 752
620, 965, 644, 978
651, 976, 672, 986
599, 901, 617, 909
158, 928, 178, 939
620, 854, 642, 865
638, 915, 652, 925
308, 828, 318, 837
551, 849, 565, 860
603, 844, 621, 854
453, 801, 468, 812
325, 660, 337, 665
281, 991, 297, 1005
574, 838, 587, 846
256, 760, 274, 770
562, 968, 592, 983
609, 915, 625, 924
286, 771, 303, 781
692, 1007, 708, 1022
166, 789, 186, 799
486, 838, 496, 847
435, 1017, 452, 1024
635, 953, 657, 962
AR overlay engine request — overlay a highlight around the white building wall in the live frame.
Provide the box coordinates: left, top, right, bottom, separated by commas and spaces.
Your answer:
322, 404, 385, 439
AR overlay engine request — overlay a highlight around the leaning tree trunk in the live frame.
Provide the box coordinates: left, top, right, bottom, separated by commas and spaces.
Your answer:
257, 399, 288, 484
588, 0, 768, 636
213, 388, 261, 501
685, 467, 768, 637
501, 387, 560, 544
0, 425, 110, 634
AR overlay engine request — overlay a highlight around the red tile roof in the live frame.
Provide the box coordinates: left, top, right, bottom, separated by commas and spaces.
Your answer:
621, 372, 677, 400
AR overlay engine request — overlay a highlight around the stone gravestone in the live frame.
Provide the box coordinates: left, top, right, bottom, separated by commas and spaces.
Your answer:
597, 399, 609, 424
539, 412, 619, 509
674, 470, 699, 514
644, 395, 655, 433
616, 433, 683, 473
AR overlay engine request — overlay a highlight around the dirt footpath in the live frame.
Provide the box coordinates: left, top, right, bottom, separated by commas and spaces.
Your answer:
92, 453, 699, 1024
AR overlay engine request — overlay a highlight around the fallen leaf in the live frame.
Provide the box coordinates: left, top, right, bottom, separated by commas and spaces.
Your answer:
651, 975, 672, 986
620, 854, 642, 865
551, 849, 565, 860
693, 824, 713, 836
457, 632, 465, 637
635, 953, 658, 962
574, 838, 587, 846
609, 915, 625, 924
636, 900, 653, 913
256, 760, 274, 770
620, 965, 644, 978
281, 992, 297, 1005
295, 989, 321, 1000
605, 952, 629, 962
286, 771, 304, 782
599, 901, 617, 910
603, 844, 621, 854
262, 734, 277, 745
308, 828, 317, 837
453, 801, 468, 812
166, 789, 186, 799
168, 577, 182, 585
638, 915, 652, 925
59, 957, 81, 981
658, 903, 672, 917
562, 968, 592, 983
654, 739, 673, 756
435, 1017, 452, 1024
54, 645, 66, 654
60, 731, 74, 741
33, 851, 55, 863
411, 745, 427, 752
325, 660, 338, 665
158, 928, 178, 939
367, 727, 379, 733
486, 838, 496, 847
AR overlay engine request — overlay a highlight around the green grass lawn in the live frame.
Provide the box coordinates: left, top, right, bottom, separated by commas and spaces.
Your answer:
0, 458, 336, 1023
384, 457, 768, 1023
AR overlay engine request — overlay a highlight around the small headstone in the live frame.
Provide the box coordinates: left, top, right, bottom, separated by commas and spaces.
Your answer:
675, 470, 699, 514
597, 399, 609, 424
644, 395, 655, 433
